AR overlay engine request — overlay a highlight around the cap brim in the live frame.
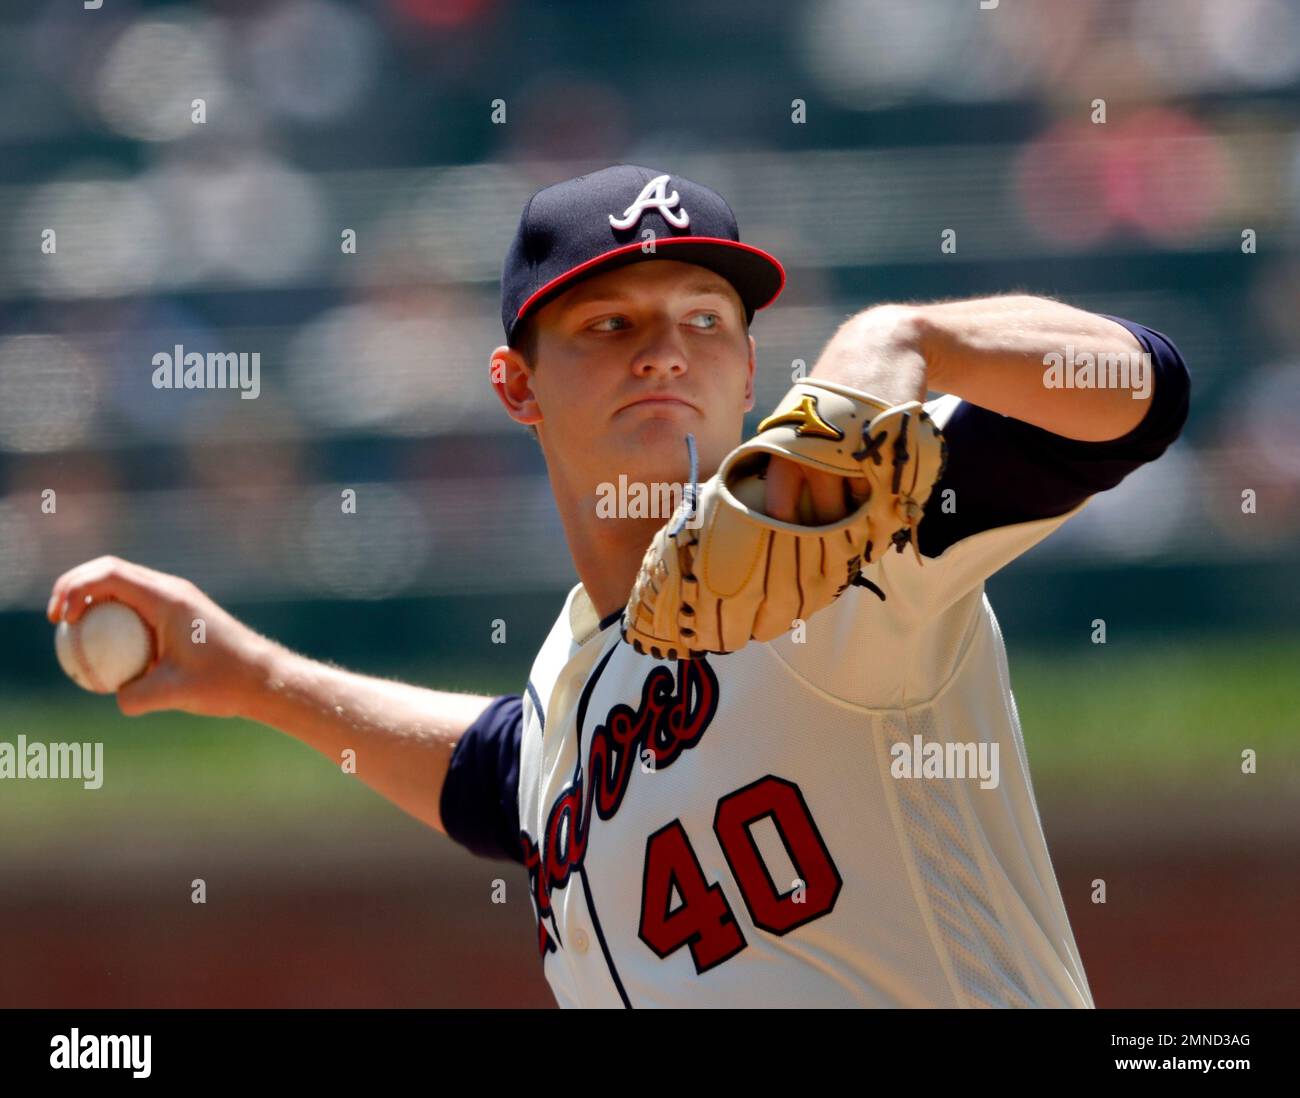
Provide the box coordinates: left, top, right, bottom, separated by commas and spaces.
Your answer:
512, 237, 785, 341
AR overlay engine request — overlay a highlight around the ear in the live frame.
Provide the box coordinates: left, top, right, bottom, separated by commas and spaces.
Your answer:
489, 345, 542, 426
742, 333, 757, 413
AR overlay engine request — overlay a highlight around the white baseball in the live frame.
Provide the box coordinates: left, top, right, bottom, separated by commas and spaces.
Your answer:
55, 601, 154, 694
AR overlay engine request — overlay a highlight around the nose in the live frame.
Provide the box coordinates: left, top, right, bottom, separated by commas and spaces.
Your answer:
631, 319, 689, 378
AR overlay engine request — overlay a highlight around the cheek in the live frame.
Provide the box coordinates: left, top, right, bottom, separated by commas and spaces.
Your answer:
708, 346, 753, 397
535, 362, 603, 422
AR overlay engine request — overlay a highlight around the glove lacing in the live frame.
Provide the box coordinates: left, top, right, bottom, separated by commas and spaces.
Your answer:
674, 432, 888, 606
667, 432, 700, 538
852, 409, 931, 566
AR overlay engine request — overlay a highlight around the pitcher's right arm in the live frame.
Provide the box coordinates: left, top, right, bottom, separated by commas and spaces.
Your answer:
48, 556, 494, 835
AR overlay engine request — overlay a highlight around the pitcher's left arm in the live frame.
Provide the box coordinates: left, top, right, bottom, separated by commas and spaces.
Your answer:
765, 295, 1186, 522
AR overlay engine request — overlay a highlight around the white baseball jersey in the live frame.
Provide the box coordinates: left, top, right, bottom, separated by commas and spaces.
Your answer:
439, 316, 1190, 1008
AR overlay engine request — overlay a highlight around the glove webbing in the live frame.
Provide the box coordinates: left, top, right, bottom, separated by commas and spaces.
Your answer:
853, 409, 927, 564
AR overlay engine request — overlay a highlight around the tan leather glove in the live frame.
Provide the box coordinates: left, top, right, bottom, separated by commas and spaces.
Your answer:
621, 379, 948, 660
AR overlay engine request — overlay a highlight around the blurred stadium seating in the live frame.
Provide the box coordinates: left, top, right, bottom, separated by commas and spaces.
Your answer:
0, 0, 1296, 626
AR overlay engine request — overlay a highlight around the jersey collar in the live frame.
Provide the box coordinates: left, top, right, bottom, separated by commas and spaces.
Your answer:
566, 583, 624, 646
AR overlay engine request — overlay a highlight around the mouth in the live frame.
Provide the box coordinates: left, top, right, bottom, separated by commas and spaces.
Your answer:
617, 395, 697, 414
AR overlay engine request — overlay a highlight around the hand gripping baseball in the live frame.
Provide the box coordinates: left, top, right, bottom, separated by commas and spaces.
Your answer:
620, 379, 948, 660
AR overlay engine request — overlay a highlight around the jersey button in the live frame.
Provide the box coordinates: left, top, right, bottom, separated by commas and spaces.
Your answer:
572, 927, 590, 954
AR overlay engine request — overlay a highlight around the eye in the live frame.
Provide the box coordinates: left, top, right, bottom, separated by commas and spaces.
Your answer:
688, 312, 721, 329
589, 315, 629, 332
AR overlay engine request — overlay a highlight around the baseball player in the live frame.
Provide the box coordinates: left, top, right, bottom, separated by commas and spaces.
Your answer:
47, 164, 1189, 1009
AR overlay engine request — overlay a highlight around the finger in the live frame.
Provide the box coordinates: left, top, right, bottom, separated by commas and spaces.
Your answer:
762, 456, 804, 522
806, 469, 850, 524
46, 566, 89, 621
117, 663, 182, 718
53, 560, 170, 626
49, 555, 130, 622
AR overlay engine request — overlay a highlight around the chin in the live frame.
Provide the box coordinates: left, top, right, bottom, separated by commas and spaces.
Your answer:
596, 424, 686, 482
625, 423, 731, 484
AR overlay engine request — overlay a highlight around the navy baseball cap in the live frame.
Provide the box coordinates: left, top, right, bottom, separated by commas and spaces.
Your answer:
501, 164, 785, 347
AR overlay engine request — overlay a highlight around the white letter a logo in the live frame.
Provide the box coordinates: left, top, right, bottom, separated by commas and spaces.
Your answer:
609, 174, 690, 230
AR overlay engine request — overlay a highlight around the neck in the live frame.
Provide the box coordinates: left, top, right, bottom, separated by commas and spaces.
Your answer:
542, 431, 726, 624
566, 508, 665, 623
545, 462, 679, 623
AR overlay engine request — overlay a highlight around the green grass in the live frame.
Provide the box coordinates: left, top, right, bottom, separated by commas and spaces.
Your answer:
0, 700, 396, 847
1007, 632, 1300, 795
1, 634, 1295, 846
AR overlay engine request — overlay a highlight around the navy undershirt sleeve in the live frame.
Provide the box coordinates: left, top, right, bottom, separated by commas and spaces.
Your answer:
916, 315, 1191, 558
439, 693, 525, 864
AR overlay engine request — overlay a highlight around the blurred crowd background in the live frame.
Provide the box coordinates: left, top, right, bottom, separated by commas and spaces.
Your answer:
2, 0, 1299, 622
0, 0, 1297, 1008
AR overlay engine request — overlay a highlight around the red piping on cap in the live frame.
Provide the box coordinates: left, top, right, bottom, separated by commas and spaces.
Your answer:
514, 236, 787, 325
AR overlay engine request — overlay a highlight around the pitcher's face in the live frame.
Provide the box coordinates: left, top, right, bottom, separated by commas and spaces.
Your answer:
496, 259, 756, 491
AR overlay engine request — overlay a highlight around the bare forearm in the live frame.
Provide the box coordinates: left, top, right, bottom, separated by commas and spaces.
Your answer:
811, 296, 1153, 442
240, 641, 493, 834
45, 557, 496, 836
809, 306, 930, 408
